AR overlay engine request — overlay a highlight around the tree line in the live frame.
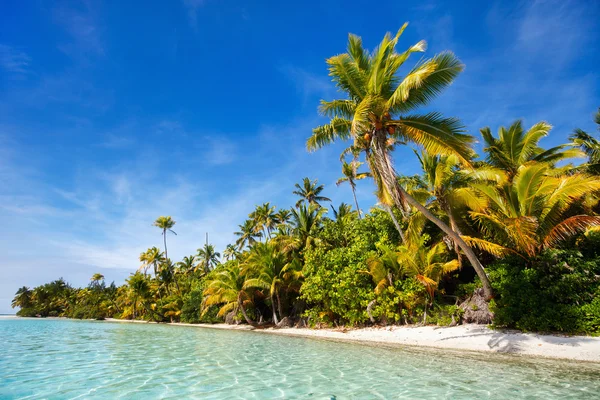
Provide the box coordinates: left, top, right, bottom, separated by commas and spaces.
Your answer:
13, 26, 600, 334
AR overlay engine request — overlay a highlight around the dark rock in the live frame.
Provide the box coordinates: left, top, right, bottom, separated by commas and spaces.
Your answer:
459, 288, 494, 324
276, 316, 294, 328
225, 311, 236, 325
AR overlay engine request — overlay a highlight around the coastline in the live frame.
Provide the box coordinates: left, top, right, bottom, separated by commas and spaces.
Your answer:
102, 319, 600, 363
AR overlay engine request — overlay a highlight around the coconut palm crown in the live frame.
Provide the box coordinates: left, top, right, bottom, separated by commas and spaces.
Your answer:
307, 24, 494, 299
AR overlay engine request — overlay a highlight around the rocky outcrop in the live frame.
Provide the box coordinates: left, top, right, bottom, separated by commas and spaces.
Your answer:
460, 288, 494, 324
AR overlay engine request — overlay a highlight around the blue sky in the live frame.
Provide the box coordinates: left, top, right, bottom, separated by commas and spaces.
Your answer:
1, 0, 598, 313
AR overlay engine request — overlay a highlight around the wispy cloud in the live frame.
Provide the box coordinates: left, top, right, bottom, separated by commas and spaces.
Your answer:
0, 44, 31, 74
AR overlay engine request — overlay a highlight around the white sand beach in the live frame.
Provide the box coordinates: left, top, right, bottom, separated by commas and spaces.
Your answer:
105, 319, 600, 363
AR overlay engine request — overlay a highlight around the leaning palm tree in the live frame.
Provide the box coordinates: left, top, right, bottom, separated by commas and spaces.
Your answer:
307, 25, 493, 299
153, 216, 177, 260
337, 160, 371, 218
197, 243, 221, 273
293, 177, 332, 208
464, 163, 600, 257
203, 261, 255, 325
481, 120, 582, 181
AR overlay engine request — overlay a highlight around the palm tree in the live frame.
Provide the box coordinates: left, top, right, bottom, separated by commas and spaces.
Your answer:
275, 209, 292, 226
481, 120, 582, 180
396, 237, 460, 323
158, 259, 179, 294
337, 160, 371, 218
242, 242, 288, 324
569, 108, 600, 175
367, 244, 402, 295
307, 25, 494, 299
90, 273, 105, 284
11, 286, 32, 309
153, 216, 177, 260
331, 202, 355, 221
139, 247, 165, 277
176, 255, 197, 275
222, 245, 239, 261
249, 202, 279, 239
127, 272, 150, 320
411, 151, 498, 263
197, 243, 221, 273
203, 261, 255, 325
464, 163, 600, 257
293, 177, 332, 208
275, 204, 326, 253
234, 219, 262, 250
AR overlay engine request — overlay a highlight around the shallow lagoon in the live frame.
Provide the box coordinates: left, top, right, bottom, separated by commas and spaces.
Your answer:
1, 318, 599, 399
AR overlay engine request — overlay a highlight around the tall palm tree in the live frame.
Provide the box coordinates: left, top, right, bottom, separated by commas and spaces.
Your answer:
481, 120, 582, 180
249, 202, 279, 239
234, 219, 262, 250
203, 261, 255, 325
336, 160, 371, 218
153, 216, 177, 260
293, 177, 332, 208
569, 108, 600, 175
197, 243, 221, 273
139, 247, 165, 277
464, 163, 600, 257
307, 25, 494, 299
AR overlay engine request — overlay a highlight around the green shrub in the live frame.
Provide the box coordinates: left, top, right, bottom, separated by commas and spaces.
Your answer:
489, 249, 600, 334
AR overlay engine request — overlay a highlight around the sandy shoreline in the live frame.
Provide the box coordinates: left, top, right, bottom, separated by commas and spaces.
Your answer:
100, 319, 600, 363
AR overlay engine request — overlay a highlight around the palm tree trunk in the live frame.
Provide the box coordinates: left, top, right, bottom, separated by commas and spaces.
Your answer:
371, 131, 493, 300
270, 293, 279, 325
237, 295, 255, 326
446, 207, 463, 266
163, 230, 168, 260
350, 183, 362, 219
384, 204, 406, 243
276, 291, 284, 320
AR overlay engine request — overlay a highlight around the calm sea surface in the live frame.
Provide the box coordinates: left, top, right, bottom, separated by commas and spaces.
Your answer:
1, 317, 599, 399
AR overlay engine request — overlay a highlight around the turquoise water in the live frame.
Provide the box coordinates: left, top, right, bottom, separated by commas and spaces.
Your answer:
1, 318, 599, 399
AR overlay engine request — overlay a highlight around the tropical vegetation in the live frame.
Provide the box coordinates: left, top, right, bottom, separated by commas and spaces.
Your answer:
12, 29, 600, 335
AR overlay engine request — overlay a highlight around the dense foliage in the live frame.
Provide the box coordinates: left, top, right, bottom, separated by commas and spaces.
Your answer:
12, 28, 600, 335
